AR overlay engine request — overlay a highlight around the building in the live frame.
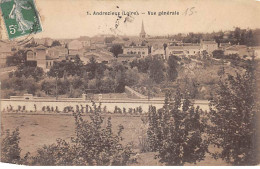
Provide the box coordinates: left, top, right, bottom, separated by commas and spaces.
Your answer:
26, 45, 61, 71
224, 45, 250, 58
183, 45, 201, 56
47, 46, 68, 61
68, 40, 84, 57
139, 20, 146, 39
123, 46, 149, 58
151, 46, 165, 59
34, 38, 53, 47
219, 42, 231, 50
166, 46, 185, 58
78, 36, 91, 47
252, 46, 260, 60
82, 50, 114, 64
200, 40, 218, 54
0, 45, 12, 67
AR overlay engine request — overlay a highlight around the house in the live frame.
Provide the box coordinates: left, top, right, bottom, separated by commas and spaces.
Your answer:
183, 44, 201, 56
34, 38, 53, 47
68, 40, 84, 57
0, 45, 12, 67
166, 46, 185, 58
224, 45, 250, 58
82, 50, 114, 64
219, 42, 231, 50
200, 40, 218, 54
151, 46, 166, 59
26, 45, 59, 71
47, 46, 68, 61
123, 46, 149, 58
78, 36, 91, 47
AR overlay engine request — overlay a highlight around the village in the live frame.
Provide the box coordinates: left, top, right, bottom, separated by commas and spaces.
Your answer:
1, 21, 259, 72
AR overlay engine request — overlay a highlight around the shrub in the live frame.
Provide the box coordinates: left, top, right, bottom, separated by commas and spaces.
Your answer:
1, 128, 29, 164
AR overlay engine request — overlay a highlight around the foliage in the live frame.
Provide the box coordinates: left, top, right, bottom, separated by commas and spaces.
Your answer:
212, 50, 224, 58
110, 44, 123, 58
6, 50, 27, 66
11, 64, 44, 82
48, 58, 83, 78
1, 104, 136, 166
149, 57, 165, 84
31, 103, 136, 165
85, 57, 107, 80
147, 89, 208, 165
208, 63, 258, 165
1, 76, 40, 97
51, 40, 62, 47
105, 37, 116, 44
167, 55, 179, 82
1, 128, 29, 164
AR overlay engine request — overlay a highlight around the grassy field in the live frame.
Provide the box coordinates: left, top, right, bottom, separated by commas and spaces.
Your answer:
1, 113, 228, 166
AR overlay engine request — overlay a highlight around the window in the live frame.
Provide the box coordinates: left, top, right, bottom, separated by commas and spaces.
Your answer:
142, 52, 145, 54
27, 51, 34, 59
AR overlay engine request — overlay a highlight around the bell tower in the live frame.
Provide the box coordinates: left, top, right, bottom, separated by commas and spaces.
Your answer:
139, 20, 146, 38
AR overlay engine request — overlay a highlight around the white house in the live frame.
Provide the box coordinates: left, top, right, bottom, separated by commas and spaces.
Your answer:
123, 46, 149, 58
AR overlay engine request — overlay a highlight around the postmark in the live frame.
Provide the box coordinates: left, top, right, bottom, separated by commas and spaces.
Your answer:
0, 0, 42, 40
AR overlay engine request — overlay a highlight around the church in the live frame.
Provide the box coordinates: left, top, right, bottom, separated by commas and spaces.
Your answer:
139, 20, 146, 39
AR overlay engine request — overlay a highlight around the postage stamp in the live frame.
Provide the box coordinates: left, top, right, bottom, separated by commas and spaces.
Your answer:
0, 0, 42, 40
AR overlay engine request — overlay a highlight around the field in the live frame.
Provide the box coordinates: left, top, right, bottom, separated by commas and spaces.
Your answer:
1, 113, 228, 166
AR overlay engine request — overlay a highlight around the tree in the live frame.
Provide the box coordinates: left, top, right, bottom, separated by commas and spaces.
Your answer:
147, 89, 208, 165
167, 55, 179, 82
208, 64, 258, 165
212, 50, 225, 59
13, 64, 44, 82
110, 44, 123, 58
48, 59, 83, 78
1, 128, 29, 164
149, 57, 165, 84
125, 67, 139, 86
51, 40, 62, 47
105, 36, 116, 43
6, 50, 27, 66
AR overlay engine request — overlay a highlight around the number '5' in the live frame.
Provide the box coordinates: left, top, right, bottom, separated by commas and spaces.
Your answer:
9, 25, 16, 34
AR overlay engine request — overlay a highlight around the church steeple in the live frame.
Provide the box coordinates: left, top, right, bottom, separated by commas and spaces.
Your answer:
139, 20, 146, 38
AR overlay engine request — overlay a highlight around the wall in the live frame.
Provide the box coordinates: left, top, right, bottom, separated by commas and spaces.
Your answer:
0, 97, 210, 113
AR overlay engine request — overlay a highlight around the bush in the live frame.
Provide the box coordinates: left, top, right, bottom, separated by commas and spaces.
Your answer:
1, 128, 29, 164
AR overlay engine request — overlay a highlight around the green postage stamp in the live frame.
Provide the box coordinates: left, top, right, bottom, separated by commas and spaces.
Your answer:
0, 0, 42, 39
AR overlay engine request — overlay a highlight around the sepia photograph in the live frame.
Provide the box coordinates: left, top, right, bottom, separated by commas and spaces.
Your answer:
0, 0, 260, 166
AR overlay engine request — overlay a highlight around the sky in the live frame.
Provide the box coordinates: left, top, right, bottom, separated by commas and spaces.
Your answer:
27, 0, 260, 39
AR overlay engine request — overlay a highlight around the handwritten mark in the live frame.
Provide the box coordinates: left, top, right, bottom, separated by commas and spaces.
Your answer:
184, 7, 197, 16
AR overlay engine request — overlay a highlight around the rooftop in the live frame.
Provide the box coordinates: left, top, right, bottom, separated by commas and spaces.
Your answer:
226, 45, 247, 51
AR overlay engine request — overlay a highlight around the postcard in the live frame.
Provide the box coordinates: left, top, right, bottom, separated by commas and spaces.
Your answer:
0, 0, 260, 166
